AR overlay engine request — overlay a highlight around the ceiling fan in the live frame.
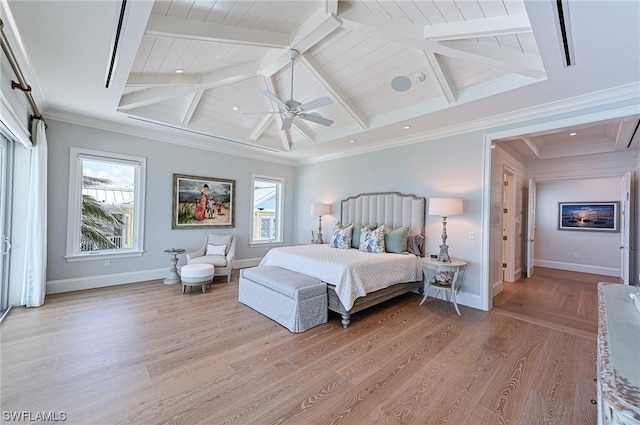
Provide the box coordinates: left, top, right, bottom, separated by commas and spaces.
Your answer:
245, 49, 334, 131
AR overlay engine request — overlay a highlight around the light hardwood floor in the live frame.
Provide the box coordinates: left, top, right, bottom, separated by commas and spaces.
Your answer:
1, 268, 607, 424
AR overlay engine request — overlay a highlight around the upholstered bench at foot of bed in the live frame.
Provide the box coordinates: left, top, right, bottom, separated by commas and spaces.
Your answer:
238, 266, 327, 333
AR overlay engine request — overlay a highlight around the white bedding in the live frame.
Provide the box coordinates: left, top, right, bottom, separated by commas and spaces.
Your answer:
258, 245, 423, 310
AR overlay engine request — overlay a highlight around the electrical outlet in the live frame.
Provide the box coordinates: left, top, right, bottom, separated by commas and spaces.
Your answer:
468, 231, 475, 240
104, 259, 111, 267
572, 253, 578, 259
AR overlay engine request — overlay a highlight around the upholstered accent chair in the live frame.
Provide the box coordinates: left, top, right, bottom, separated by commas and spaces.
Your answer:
186, 234, 236, 283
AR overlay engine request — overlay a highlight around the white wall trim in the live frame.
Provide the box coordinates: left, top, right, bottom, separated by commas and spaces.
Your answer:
0, 93, 31, 148
492, 281, 503, 297
481, 103, 637, 312
43, 111, 296, 167
297, 82, 640, 165
424, 288, 483, 311
45, 259, 263, 296
235, 258, 261, 269
534, 259, 619, 278
46, 268, 168, 294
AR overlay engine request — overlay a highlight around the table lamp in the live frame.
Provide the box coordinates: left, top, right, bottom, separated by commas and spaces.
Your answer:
429, 198, 463, 262
311, 203, 331, 244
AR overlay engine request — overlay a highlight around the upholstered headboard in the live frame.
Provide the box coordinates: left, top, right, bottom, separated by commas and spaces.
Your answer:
340, 192, 426, 248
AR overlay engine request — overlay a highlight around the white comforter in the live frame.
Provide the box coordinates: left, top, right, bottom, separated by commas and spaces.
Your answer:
258, 245, 423, 310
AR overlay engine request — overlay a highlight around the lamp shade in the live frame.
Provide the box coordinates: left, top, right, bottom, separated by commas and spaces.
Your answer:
429, 198, 463, 217
311, 203, 331, 216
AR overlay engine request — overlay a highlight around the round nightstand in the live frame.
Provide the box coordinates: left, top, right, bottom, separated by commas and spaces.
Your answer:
420, 257, 467, 316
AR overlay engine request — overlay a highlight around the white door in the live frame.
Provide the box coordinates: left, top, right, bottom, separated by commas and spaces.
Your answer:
502, 169, 516, 282
0, 135, 10, 314
620, 172, 631, 285
526, 179, 536, 278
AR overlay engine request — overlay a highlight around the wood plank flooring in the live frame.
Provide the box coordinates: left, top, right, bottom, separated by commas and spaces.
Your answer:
1, 268, 604, 424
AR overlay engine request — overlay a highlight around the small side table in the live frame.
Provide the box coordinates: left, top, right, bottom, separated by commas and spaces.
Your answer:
420, 257, 467, 316
163, 248, 185, 285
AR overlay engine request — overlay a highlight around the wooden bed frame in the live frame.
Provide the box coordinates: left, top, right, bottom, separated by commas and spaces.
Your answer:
328, 192, 426, 328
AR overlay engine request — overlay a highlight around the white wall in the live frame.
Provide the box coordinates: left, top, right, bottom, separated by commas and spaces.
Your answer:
535, 178, 622, 276
44, 120, 295, 293
294, 132, 486, 309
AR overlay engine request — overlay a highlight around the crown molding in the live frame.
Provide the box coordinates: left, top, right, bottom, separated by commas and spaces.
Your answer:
295, 82, 640, 166
42, 110, 297, 167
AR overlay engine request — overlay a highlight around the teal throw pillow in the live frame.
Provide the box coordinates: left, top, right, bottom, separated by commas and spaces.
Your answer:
385, 226, 410, 254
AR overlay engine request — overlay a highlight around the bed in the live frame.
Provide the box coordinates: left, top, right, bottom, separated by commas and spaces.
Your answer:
259, 192, 426, 328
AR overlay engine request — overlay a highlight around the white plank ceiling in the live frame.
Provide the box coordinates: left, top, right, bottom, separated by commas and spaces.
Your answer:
121, 0, 545, 152
7, 0, 639, 162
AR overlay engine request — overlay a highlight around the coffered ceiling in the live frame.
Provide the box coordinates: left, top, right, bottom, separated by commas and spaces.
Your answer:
4, 0, 640, 164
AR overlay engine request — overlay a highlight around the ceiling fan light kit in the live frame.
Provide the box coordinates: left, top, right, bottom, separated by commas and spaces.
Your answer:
245, 49, 334, 131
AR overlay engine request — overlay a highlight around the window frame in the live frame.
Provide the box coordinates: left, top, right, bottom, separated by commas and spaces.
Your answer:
250, 174, 284, 246
65, 147, 146, 262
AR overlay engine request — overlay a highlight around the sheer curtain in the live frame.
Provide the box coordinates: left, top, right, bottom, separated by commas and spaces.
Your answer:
21, 119, 47, 307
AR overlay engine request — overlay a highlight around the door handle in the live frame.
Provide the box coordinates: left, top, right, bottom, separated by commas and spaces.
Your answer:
2, 235, 10, 256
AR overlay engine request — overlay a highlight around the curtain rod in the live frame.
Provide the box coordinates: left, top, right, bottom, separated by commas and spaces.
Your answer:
0, 18, 44, 124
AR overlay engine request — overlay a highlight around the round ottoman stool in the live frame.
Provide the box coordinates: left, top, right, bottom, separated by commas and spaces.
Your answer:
180, 264, 215, 294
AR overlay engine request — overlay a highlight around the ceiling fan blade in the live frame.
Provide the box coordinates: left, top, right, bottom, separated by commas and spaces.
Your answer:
281, 116, 294, 131
298, 96, 333, 112
242, 111, 281, 115
261, 90, 288, 110
299, 113, 333, 126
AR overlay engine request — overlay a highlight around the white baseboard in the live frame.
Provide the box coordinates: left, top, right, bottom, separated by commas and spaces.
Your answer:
46, 258, 266, 294
492, 280, 503, 296
47, 268, 168, 294
424, 287, 482, 310
534, 259, 619, 277
235, 258, 262, 269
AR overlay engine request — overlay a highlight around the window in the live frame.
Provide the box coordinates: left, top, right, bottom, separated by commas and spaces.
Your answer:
250, 174, 283, 244
66, 147, 146, 261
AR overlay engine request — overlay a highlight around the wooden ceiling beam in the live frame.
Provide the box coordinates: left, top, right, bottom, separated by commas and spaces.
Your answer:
119, 61, 260, 110
265, 77, 291, 151
422, 51, 456, 104
423, 13, 532, 41
181, 90, 203, 125
145, 14, 289, 48
250, 114, 274, 142
291, 120, 316, 143
258, 8, 341, 78
299, 53, 368, 129
338, 3, 545, 79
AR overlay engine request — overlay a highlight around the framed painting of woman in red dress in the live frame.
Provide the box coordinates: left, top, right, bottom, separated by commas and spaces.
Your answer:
172, 174, 235, 229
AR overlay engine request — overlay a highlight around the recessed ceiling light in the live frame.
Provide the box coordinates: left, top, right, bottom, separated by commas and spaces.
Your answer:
569, 132, 577, 136
403, 125, 411, 130
175, 69, 184, 74
232, 105, 239, 111
348, 139, 356, 143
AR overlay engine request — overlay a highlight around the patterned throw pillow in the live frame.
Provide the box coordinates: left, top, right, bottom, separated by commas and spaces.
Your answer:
351, 222, 378, 249
359, 224, 386, 253
330, 224, 353, 249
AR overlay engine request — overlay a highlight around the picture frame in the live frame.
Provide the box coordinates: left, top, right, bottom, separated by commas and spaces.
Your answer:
172, 174, 235, 229
558, 202, 619, 232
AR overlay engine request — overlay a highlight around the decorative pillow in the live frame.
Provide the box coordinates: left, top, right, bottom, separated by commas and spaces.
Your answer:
351, 222, 378, 249
330, 224, 353, 249
385, 226, 410, 254
359, 225, 386, 253
206, 244, 226, 256
406, 234, 424, 256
